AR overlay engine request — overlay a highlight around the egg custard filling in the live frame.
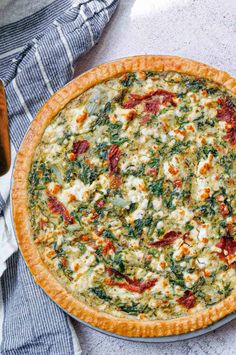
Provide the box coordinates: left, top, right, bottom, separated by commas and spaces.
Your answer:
28, 71, 236, 320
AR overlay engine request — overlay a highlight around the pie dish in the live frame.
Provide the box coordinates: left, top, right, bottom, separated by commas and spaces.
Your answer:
12, 55, 236, 337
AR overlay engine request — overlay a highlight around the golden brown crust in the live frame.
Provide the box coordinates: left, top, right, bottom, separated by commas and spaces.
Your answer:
12, 55, 236, 337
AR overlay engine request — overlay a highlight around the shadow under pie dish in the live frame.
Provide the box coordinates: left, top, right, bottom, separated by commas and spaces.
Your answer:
12, 55, 236, 337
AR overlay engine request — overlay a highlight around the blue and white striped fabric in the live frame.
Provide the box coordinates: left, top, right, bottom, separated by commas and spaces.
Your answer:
0, 0, 118, 353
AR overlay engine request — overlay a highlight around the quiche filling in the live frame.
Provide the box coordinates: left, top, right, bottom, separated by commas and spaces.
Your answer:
28, 71, 236, 320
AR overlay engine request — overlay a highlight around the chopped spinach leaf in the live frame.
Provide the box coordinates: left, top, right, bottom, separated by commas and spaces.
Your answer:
149, 179, 164, 197
113, 252, 125, 273
183, 78, 206, 92
121, 73, 137, 87
90, 287, 111, 301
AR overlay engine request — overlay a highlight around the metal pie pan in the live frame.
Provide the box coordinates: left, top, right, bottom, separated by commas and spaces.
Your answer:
65, 307, 236, 343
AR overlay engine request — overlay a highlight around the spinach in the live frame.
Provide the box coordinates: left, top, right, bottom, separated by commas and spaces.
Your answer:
220, 153, 236, 175
204, 119, 215, 127
121, 73, 137, 87
183, 78, 206, 92
95, 114, 109, 127
158, 108, 168, 116
102, 229, 116, 240
125, 223, 136, 238
198, 205, 209, 216
179, 105, 190, 112
128, 202, 138, 213
122, 164, 145, 177
118, 303, 140, 315
40, 163, 51, 183
28, 162, 39, 186
108, 122, 128, 146
149, 179, 163, 197
170, 141, 190, 155
169, 258, 185, 288
95, 142, 109, 160
220, 186, 226, 196
219, 282, 232, 298
58, 262, 73, 281
134, 219, 143, 237
77, 158, 98, 185
65, 160, 78, 182
95, 102, 112, 126
164, 191, 176, 210
193, 114, 215, 130
197, 145, 218, 160
119, 302, 151, 315
95, 246, 103, 262
192, 113, 204, 123
185, 223, 194, 231
29, 161, 51, 197
222, 198, 233, 216
148, 157, 160, 168
113, 252, 125, 273
132, 164, 145, 177
219, 219, 227, 229
206, 192, 231, 217
156, 227, 164, 237
197, 203, 215, 217
206, 87, 218, 95
34, 185, 46, 191
146, 71, 156, 78
110, 135, 128, 146
176, 92, 185, 99
210, 271, 217, 283
144, 216, 153, 226
169, 276, 185, 288
220, 264, 229, 271
103, 102, 112, 114
124, 218, 144, 238
191, 276, 205, 294
114, 89, 128, 104
179, 189, 190, 202
90, 287, 111, 301
94, 202, 105, 217
52, 247, 65, 259
65, 168, 73, 182
56, 132, 72, 145
78, 241, 86, 255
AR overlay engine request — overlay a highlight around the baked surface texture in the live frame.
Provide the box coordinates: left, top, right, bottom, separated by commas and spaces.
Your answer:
12, 56, 236, 337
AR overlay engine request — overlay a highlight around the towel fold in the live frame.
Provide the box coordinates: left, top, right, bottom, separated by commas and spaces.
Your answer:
0, 0, 119, 353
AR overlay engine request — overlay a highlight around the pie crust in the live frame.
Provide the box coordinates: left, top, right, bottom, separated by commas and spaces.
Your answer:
12, 56, 236, 337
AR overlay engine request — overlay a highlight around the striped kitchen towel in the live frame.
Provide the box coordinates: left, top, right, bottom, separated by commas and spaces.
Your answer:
0, 0, 119, 354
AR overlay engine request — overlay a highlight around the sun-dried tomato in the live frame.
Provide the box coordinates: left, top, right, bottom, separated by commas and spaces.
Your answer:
145, 99, 161, 114
149, 231, 182, 247
108, 144, 121, 174
102, 240, 116, 255
96, 199, 105, 208
105, 267, 157, 293
72, 140, 90, 155
217, 98, 236, 145
140, 114, 150, 125
47, 194, 75, 225
177, 290, 196, 309
215, 235, 236, 267
123, 89, 176, 109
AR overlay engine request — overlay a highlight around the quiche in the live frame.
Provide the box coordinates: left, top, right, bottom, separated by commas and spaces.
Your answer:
12, 56, 236, 337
